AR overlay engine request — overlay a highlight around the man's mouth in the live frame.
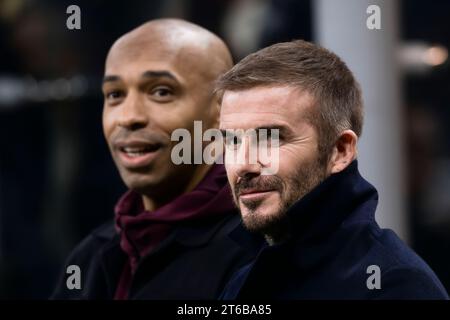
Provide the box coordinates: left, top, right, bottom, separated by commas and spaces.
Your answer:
238, 188, 278, 201
119, 145, 161, 157
114, 140, 164, 169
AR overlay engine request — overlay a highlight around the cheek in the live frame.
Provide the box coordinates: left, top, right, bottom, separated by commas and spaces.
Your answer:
158, 93, 214, 133
102, 109, 114, 140
155, 106, 197, 135
277, 145, 316, 173
183, 94, 215, 125
225, 166, 237, 186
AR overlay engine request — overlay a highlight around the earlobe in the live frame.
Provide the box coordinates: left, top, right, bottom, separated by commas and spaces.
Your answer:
329, 130, 358, 174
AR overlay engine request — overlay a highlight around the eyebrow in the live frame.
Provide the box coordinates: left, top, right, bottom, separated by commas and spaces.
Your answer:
102, 70, 179, 85
142, 70, 178, 81
102, 75, 120, 84
220, 125, 290, 137
254, 125, 288, 133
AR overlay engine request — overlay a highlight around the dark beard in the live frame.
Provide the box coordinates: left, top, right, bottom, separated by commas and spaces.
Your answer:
232, 157, 328, 242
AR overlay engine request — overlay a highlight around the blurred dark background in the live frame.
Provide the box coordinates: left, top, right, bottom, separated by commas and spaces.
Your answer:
0, 0, 449, 298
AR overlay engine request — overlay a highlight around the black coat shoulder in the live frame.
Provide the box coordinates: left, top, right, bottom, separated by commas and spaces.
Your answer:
50, 220, 120, 299
51, 214, 262, 300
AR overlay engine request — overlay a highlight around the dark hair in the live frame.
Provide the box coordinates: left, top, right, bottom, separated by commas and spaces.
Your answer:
215, 40, 363, 162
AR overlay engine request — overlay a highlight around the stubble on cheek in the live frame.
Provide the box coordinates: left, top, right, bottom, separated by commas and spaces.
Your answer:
232, 157, 328, 236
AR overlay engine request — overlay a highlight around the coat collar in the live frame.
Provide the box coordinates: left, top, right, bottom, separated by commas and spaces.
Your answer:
285, 160, 378, 244
95, 213, 243, 297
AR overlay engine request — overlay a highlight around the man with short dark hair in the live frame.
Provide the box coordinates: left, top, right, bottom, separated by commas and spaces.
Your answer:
217, 40, 449, 299
51, 19, 260, 300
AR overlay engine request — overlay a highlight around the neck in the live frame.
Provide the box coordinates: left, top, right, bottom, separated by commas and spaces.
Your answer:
141, 163, 213, 211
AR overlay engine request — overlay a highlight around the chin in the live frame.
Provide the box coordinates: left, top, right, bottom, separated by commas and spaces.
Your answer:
240, 205, 282, 233
122, 172, 163, 192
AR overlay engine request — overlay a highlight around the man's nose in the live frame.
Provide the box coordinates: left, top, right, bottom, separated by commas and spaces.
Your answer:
117, 92, 148, 130
233, 137, 262, 179
235, 162, 262, 180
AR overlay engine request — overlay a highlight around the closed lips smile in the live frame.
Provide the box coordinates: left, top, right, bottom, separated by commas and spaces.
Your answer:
239, 189, 277, 199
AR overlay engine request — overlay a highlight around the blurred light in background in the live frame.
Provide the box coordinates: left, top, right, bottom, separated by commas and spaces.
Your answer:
424, 45, 448, 66
0, 75, 89, 108
400, 42, 448, 73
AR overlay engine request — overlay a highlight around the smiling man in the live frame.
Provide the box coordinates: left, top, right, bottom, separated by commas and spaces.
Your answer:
51, 19, 261, 300
217, 40, 449, 299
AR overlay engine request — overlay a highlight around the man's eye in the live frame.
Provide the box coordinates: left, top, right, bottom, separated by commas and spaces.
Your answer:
225, 135, 241, 147
258, 130, 281, 145
258, 133, 268, 142
105, 90, 124, 101
150, 86, 174, 101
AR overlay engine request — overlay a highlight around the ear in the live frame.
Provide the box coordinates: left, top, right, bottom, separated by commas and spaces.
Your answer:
327, 130, 358, 174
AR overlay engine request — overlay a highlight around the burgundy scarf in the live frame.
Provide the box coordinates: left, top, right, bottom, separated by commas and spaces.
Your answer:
113, 164, 235, 299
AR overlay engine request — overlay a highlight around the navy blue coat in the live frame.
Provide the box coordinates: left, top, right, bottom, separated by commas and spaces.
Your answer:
222, 161, 449, 299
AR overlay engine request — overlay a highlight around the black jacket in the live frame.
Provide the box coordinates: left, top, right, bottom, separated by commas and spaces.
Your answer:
51, 214, 262, 299
222, 161, 449, 299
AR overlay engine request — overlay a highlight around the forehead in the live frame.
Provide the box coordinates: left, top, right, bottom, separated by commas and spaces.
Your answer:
219, 86, 314, 130
104, 38, 210, 82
